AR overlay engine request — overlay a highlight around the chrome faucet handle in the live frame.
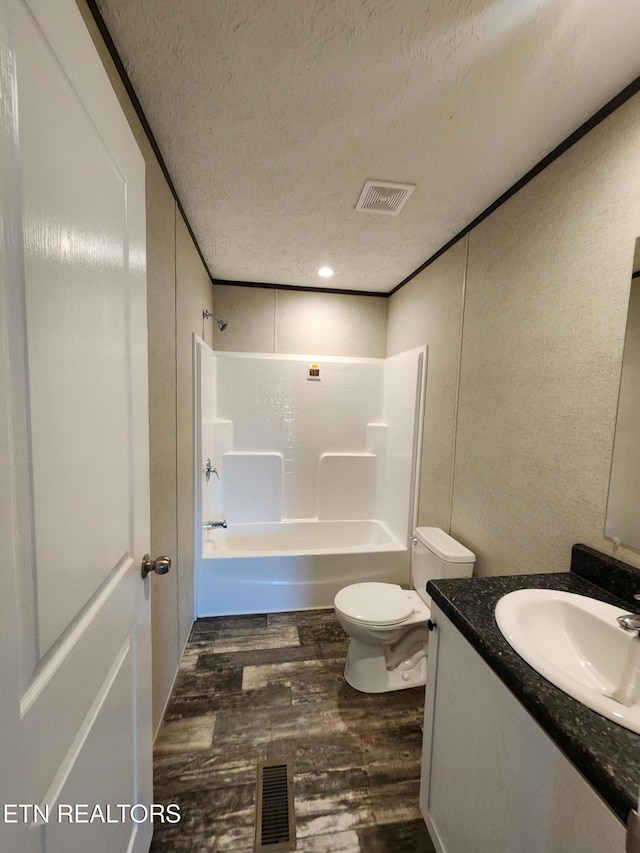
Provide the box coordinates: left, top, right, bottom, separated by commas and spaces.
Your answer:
203, 458, 219, 481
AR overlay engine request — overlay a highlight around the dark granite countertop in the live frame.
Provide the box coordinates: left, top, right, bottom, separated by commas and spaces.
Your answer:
426, 545, 640, 824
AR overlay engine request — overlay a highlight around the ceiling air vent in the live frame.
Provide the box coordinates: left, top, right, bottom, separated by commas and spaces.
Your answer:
355, 179, 416, 215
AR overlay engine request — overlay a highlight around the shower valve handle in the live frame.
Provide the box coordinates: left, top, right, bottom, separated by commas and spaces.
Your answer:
203, 458, 219, 481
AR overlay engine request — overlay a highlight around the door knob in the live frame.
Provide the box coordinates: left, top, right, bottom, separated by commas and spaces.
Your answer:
141, 554, 171, 579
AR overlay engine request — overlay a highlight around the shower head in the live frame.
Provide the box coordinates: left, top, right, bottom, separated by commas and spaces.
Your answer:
203, 310, 228, 332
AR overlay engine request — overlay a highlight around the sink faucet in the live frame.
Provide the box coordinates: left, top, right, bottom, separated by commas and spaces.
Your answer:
203, 520, 227, 529
618, 594, 640, 633
618, 614, 640, 633
609, 609, 640, 707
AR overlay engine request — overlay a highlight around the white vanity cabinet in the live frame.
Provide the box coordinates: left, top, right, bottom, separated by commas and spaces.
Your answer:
419, 603, 626, 853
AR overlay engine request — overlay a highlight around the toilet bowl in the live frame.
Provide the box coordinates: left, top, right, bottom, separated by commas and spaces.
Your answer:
334, 527, 475, 693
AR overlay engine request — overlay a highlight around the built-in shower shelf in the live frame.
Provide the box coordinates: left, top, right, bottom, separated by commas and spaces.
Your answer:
318, 452, 376, 520
202, 419, 234, 463
366, 422, 387, 452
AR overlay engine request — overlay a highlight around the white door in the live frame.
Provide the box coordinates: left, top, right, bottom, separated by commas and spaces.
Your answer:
0, 0, 154, 851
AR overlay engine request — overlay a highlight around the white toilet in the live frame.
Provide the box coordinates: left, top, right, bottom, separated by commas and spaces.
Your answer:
334, 527, 475, 693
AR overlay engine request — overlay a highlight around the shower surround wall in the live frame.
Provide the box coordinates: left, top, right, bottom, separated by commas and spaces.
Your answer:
195, 341, 425, 616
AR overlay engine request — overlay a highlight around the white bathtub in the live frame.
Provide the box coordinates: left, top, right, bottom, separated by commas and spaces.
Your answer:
196, 519, 409, 616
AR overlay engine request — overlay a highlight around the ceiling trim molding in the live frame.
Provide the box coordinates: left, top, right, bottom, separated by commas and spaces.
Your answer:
389, 73, 640, 296
84, 0, 215, 282
211, 279, 388, 298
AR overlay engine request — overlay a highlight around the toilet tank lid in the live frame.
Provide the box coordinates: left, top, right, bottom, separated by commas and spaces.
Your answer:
414, 527, 475, 563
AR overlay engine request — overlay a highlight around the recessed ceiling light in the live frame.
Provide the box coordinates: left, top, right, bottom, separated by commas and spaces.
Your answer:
318, 266, 334, 278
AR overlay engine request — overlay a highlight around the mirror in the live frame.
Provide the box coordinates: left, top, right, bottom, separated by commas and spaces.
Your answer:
605, 237, 640, 551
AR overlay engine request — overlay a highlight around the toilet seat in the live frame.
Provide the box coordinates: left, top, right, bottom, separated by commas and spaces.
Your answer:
334, 582, 415, 626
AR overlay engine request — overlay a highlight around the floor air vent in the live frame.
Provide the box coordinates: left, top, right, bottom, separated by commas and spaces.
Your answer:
254, 760, 296, 851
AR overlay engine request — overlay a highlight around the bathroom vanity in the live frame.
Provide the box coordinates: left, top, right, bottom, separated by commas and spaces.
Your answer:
419, 545, 640, 852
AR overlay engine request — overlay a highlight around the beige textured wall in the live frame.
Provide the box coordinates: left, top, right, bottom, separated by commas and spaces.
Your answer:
453, 95, 640, 576
77, 1, 213, 733
212, 284, 387, 357
387, 240, 467, 531
389, 93, 640, 576
145, 162, 179, 734
176, 217, 214, 652
604, 277, 640, 548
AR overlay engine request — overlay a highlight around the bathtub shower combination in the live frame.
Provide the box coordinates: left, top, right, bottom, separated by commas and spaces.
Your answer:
194, 340, 426, 616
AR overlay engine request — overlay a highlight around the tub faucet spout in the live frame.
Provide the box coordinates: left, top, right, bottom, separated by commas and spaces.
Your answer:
203, 520, 227, 529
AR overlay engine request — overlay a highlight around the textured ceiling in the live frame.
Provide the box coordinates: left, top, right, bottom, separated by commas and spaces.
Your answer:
95, 0, 640, 294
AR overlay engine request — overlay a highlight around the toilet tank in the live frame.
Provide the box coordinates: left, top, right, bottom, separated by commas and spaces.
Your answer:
411, 527, 475, 604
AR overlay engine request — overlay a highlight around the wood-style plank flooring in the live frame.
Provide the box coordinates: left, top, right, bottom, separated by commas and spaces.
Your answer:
150, 609, 436, 852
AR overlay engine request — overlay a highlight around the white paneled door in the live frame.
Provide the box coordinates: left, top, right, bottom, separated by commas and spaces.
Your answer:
0, 0, 154, 851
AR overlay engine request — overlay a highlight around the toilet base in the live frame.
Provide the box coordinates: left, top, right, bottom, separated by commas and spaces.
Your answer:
343, 636, 428, 693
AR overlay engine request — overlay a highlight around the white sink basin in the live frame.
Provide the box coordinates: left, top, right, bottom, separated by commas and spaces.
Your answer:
495, 588, 640, 734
